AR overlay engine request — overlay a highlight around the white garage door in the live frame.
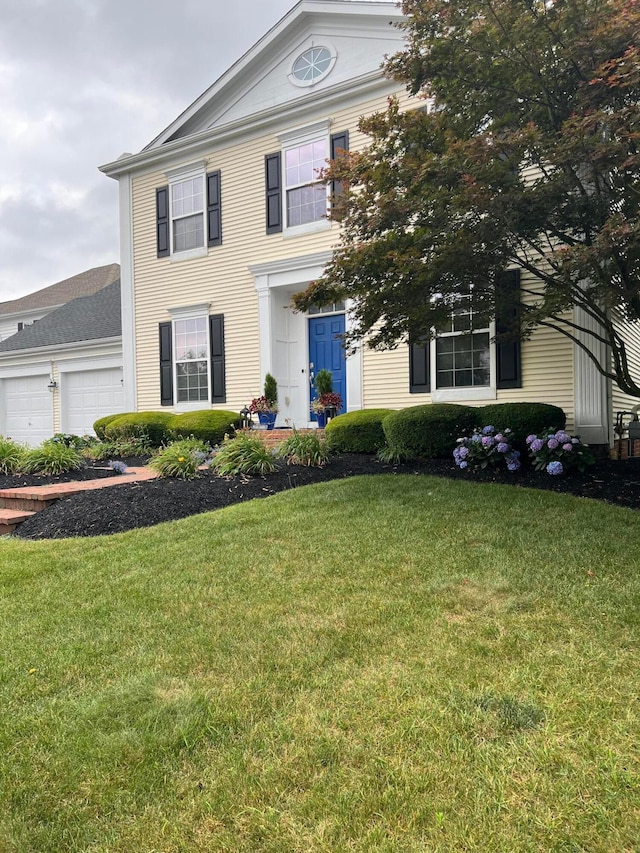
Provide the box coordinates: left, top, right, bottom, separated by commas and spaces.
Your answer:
3, 375, 53, 446
63, 367, 125, 436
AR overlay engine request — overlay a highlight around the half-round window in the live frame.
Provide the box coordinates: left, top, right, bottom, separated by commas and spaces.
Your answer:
290, 46, 336, 86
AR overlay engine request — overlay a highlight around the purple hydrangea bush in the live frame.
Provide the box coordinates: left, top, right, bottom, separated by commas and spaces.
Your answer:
525, 429, 595, 474
453, 425, 521, 471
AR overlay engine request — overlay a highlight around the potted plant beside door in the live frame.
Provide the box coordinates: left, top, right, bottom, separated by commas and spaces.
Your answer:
311, 369, 342, 428
249, 373, 278, 429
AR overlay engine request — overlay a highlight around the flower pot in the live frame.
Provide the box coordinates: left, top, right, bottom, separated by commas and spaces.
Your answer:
257, 411, 277, 430
315, 411, 327, 428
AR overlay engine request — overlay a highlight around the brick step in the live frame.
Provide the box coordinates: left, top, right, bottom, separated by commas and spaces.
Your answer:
0, 467, 158, 534
0, 508, 37, 535
248, 428, 324, 448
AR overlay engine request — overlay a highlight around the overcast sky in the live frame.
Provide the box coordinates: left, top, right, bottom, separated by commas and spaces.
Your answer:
0, 0, 311, 301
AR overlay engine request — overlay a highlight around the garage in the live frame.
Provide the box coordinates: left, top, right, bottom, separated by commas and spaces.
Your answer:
62, 366, 125, 436
3, 374, 53, 446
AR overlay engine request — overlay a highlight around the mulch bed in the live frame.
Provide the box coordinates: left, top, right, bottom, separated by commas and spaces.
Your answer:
5, 454, 640, 540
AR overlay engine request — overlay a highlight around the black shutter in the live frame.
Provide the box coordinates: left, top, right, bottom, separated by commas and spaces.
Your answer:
207, 170, 222, 247
156, 186, 170, 258
159, 322, 173, 405
409, 340, 431, 393
496, 269, 522, 388
330, 130, 349, 219
209, 314, 226, 403
265, 152, 282, 234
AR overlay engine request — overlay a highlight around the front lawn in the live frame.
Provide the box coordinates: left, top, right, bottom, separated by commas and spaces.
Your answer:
1, 475, 638, 851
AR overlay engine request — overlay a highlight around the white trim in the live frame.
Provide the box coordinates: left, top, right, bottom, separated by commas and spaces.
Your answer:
250, 250, 333, 279
165, 160, 208, 181
168, 302, 211, 319
574, 305, 609, 443
57, 355, 123, 373
0, 362, 50, 379
100, 74, 399, 179
277, 119, 332, 146
119, 172, 137, 411
0, 336, 122, 360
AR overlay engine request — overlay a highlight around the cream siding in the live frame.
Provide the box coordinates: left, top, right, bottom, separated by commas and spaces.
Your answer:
611, 311, 640, 416
130, 93, 397, 414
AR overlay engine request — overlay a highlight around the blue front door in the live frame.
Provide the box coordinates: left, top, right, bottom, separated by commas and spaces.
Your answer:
308, 314, 346, 417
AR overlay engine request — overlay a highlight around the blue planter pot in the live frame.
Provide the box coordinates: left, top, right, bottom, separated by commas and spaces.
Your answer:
315, 411, 327, 428
257, 411, 277, 430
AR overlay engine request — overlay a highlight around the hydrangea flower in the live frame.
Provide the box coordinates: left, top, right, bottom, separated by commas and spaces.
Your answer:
547, 461, 563, 475
471, 434, 482, 443
459, 460, 468, 469
482, 425, 495, 435
547, 438, 559, 449
562, 443, 573, 452
526, 434, 537, 444
507, 460, 520, 471
481, 436, 494, 447
496, 442, 509, 453
531, 439, 544, 452
458, 446, 469, 459
555, 431, 570, 443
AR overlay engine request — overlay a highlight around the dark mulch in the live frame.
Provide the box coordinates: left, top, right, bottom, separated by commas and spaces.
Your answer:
7, 453, 640, 540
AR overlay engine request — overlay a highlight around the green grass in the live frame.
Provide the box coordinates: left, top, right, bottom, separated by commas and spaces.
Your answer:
1, 475, 639, 852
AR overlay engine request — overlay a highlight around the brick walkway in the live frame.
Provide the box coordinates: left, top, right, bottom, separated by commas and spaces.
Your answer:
0, 467, 158, 534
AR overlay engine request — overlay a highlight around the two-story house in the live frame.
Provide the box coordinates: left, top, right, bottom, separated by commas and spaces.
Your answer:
100, 0, 640, 446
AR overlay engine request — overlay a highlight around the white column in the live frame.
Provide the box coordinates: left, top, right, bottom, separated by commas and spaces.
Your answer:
574, 305, 610, 444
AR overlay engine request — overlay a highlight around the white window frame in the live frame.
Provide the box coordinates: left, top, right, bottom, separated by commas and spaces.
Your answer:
431, 294, 497, 402
288, 43, 337, 88
278, 121, 332, 238
168, 303, 211, 410
166, 162, 207, 262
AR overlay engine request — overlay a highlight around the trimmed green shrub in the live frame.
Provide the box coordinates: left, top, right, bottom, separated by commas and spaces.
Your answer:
278, 431, 329, 467
477, 402, 567, 455
104, 411, 174, 447
169, 410, 241, 446
212, 433, 276, 476
150, 438, 210, 480
0, 437, 25, 474
94, 413, 128, 440
325, 409, 394, 454
383, 404, 477, 459
22, 440, 84, 475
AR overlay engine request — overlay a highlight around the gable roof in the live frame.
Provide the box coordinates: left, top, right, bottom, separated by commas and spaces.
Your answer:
0, 279, 121, 354
100, 1, 403, 178
0, 263, 120, 318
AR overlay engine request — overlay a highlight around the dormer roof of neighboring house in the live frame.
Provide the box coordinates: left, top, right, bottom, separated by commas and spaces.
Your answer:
0, 263, 120, 318
0, 279, 121, 353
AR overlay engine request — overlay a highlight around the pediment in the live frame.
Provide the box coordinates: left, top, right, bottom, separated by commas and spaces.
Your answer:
146, 1, 404, 149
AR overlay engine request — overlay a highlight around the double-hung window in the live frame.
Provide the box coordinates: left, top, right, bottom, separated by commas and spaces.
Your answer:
284, 138, 328, 228
174, 316, 209, 403
409, 271, 521, 398
159, 306, 226, 408
156, 162, 221, 260
265, 121, 348, 236
435, 293, 491, 391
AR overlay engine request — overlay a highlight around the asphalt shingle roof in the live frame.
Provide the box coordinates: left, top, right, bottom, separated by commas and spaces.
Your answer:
0, 263, 120, 316
0, 280, 121, 353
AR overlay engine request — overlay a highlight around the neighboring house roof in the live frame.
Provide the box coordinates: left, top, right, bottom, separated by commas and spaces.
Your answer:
0, 280, 121, 353
0, 263, 120, 317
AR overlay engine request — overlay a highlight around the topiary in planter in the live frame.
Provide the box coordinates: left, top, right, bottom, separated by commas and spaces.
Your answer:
104, 411, 175, 447
169, 410, 242, 446
94, 413, 129, 440
476, 402, 567, 456
383, 403, 477, 459
325, 409, 394, 453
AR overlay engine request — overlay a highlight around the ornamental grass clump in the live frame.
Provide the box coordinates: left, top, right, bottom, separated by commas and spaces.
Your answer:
278, 430, 329, 467
526, 429, 595, 475
212, 433, 276, 476
21, 439, 84, 475
149, 438, 211, 480
0, 437, 25, 474
453, 425, 521, 472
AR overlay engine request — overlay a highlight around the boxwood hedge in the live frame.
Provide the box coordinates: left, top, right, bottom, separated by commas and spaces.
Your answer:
325, 409, 394, 453
476, 402, 567, 454
93, 413, 129, 440
169, 410, 241, 446
103, 411, 175, 446
383, 404, 477, 459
